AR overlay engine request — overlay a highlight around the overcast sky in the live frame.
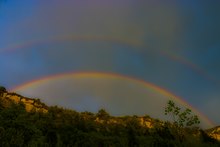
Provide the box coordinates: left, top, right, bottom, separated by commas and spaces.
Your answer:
0, 0, 220, 128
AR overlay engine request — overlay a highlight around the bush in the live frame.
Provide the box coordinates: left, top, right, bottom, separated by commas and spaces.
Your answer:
0, 86, 7, 96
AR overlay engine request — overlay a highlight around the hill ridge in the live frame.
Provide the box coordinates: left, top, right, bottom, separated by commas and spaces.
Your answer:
0, 86, 220, 145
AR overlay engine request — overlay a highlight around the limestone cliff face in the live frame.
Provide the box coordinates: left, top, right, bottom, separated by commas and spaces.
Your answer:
1, 92, 48, 113
1, 91, 155, 128
94, 116, 156, 129
207, 126, 220, 141
139, 117, 157, 128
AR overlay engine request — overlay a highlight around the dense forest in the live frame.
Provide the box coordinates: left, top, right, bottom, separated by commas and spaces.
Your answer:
0, 86, 219, 147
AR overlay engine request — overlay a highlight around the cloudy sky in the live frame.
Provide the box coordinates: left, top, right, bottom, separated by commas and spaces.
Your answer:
0, 0, 220, 128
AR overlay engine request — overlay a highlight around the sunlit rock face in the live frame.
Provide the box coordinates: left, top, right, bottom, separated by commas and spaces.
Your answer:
0, 92, 48, 113
207, 126, 220, 141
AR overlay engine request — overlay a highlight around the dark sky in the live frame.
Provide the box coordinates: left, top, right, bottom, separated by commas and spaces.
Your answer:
0, 0, 220, 128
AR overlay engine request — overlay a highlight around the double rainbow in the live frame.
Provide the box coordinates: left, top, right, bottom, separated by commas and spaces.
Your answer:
1, 36, 215, 128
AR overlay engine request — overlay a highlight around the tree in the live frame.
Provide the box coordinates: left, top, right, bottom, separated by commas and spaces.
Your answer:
164, 100, 200, 142
0, 86, 6, 97
96, 109, 110, 120
165, 100, 200, 128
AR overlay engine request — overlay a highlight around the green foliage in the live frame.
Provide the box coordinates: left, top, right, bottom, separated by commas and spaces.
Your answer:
0, 86, 6, 96
165, 100, 200, 128
164, 100, 204, 144
0, 93, 219, 146
96, 108, 110, 120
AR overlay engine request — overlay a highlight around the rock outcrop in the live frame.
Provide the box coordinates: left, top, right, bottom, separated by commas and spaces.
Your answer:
0, 92, 48, 113
94, 116, 157, 129
206, 126, 220, 141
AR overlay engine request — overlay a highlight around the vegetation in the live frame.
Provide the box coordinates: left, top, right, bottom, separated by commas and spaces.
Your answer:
0, 86, 6, 92
0, 86, 6, 96
165, 100, 200, 128
164, 100, 201, 144
0, 87, 219, 146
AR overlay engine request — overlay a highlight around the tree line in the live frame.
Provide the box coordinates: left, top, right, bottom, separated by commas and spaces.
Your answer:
0, 86, 219, 147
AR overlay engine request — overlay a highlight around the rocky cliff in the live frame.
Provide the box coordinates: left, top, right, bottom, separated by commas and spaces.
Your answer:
0, 91, 48, 113
206, 126, 220, 141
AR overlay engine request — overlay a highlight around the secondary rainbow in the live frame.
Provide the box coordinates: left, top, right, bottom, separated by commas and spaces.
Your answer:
1, 35, 142, 53
1, 35, 216, 85
11, 71, 215, 128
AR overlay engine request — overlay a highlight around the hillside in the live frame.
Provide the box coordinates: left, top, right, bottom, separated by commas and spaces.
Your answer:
206, 126, 220, 141
0, 91, 48, 113
0, 86, 220, 146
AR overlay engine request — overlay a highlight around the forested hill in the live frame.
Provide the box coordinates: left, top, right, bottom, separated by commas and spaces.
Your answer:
0, 86, 219, 146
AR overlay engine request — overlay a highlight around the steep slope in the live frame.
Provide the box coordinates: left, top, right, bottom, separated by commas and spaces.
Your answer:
206, 126, 220, 141
0, 87, 220, 146
0, 87, 48, 113
0, 86, 220, 144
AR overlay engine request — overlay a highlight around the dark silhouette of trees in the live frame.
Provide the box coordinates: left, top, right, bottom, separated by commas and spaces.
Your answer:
96, 108, 110, 120
0, 93, 219, 146
0, 86, 6, 97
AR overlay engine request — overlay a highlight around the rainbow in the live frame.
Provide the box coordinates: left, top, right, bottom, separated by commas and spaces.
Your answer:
1, 35, 143, 53
11, 71, 215, 128
160, 50, 218, 84
1, 35, 216, 85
